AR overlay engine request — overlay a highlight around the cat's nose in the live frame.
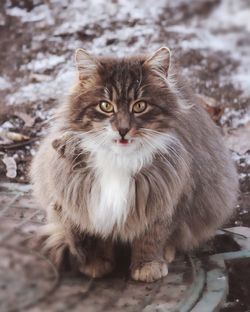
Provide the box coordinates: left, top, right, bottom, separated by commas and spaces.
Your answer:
118, 127, 129, 138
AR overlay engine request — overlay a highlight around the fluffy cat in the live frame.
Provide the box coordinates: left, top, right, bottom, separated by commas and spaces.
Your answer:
30, 47, 238, 282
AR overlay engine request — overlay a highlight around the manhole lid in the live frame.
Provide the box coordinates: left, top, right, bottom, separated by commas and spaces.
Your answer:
0, 183, 231, 311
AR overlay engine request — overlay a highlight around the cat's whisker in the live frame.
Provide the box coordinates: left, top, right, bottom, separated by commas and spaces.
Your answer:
141, 133, 187, 170
140, 129, 186, 160
141, 136, 180, 182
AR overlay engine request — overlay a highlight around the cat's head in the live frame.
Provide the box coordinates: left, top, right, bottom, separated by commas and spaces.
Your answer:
57, 48, 188, 164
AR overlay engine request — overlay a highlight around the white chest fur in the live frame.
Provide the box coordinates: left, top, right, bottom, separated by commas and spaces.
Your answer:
88, 150, 135, 236
83, 129, 171, 236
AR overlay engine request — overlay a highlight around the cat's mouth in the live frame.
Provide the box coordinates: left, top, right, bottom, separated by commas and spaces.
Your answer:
114, 138, 133, 145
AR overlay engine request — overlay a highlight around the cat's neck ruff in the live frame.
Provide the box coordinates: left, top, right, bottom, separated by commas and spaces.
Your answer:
83, 132, 175, 237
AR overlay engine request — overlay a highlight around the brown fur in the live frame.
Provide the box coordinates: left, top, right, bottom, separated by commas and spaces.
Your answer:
30, 48, 238, 282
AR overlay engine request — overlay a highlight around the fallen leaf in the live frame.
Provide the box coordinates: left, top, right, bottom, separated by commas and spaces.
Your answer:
196, 94, 224, 122
2, 155, 17, 178
0, 129, 30, 142
224, 122, 250, 154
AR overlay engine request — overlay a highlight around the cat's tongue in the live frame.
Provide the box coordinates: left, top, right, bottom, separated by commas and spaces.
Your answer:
119, 138, 129, 145
114, 139, 133, 146
114, 138, 131, 145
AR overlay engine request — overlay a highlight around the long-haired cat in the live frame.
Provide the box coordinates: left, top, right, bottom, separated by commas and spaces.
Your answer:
30, 47, 238, 282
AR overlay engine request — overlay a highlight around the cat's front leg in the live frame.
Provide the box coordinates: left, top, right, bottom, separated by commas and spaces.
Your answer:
79, 236, 115, 278
130, 220, 171, 282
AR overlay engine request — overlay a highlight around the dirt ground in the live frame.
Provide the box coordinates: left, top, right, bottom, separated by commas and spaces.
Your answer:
0, 0, 250, 311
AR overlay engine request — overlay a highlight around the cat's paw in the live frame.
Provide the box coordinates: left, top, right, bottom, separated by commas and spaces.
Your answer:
80, 257, 114, 278
131, 260, 168, 282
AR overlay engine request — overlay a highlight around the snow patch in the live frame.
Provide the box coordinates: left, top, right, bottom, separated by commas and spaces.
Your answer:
221, 108, 250, 129
6, 4, 54, 24
6, 67, 75, 106
174, 0, 250, 96
0, 77, 11, 90
24, 54, 65, 73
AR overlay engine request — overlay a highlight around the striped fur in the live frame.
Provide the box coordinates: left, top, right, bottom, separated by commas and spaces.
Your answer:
30, 48, 238, 281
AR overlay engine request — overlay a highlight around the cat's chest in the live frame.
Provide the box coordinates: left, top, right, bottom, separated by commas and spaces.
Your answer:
88, 160, 134, 236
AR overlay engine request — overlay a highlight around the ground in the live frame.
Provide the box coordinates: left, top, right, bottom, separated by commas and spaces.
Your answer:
0, 0, 250, 311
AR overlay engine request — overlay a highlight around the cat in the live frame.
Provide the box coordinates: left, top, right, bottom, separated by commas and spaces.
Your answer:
30, 47, 238, 282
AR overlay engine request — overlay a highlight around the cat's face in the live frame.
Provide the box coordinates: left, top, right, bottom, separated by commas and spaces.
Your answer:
67, 48, 181, 157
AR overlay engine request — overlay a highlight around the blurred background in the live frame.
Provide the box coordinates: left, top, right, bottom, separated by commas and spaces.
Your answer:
0, 0, 250, 311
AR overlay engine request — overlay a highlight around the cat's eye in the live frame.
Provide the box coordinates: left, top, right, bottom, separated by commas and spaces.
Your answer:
132, 101, 147, 114
99, 101, 114, 113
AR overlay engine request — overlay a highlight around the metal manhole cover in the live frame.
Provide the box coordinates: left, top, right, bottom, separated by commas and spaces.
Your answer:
2, 182, 248, 312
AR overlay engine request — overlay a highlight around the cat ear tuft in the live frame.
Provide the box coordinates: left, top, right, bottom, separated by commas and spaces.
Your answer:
144, 47, 171, 77
75, 48, 98, 80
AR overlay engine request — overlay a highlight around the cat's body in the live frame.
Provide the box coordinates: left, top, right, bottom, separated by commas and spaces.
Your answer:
31, 48, 238, 282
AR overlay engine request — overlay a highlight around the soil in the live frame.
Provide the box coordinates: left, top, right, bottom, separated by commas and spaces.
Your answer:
0, 0, 250, 311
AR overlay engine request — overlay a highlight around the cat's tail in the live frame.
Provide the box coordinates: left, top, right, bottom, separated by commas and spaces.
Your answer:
34, 223, 67, 268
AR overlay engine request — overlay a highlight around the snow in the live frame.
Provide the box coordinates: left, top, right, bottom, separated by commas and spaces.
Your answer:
6, 4, 54, 24
2, 155, 17, 178
90, 25, 159, 56
52, 0, 165, 37
3, 0, 250, 110
207, 0, 250, 32
4, 0, 166, 108
6, 68, 75, 106
221, 108, 250, 128
24, 54, 65, 73
0, 121, 14, 130
1, 0, 250, 195
0, 77, 11, 90
177, 0, 250, 96
158, 0, 250, 98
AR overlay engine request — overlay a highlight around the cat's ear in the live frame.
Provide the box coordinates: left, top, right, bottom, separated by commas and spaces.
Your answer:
75, 48, 98, 80
144, 47, 171, 77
